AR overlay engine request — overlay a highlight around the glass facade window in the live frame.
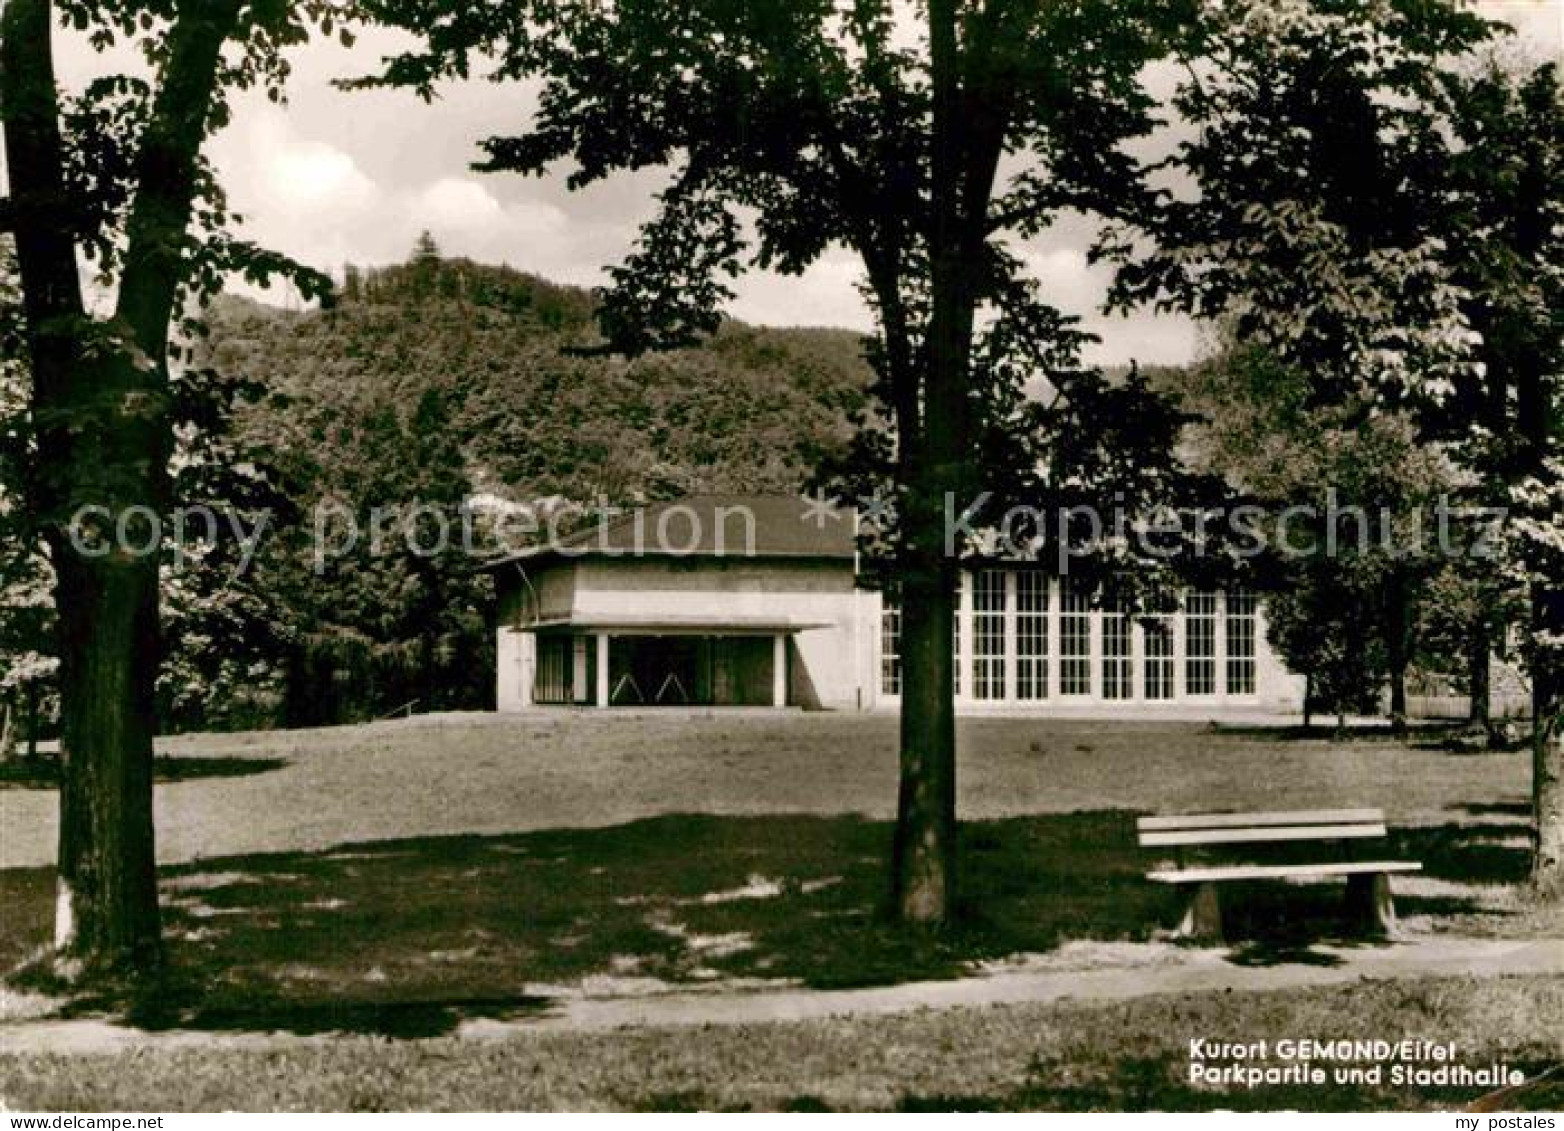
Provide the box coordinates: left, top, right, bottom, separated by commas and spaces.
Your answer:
973, 570, 1007, 700
1103, 600, 1132, 700
1061, 585, 1092, 696
1186, 591, 1218, 695
1016, 572, 1049, 700
1144, 614, 1174, 700
1226, 590, 1257, 695
877, 578, 1262, 706
881, 602, 902, 696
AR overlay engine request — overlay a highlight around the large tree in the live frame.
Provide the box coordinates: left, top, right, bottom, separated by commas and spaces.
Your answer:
1, 0, 337, 975
1438, 59, 1564, 896
361, 0, 1193, 924
1101, 0, 1497, 735
1105, 3, 1563, 892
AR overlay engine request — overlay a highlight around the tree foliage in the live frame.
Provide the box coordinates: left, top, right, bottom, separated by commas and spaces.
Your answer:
1169, 342, 1462, 724
1435, 60, 1564, 888
0, 245, 56, 756
1103, 0, 1493, 411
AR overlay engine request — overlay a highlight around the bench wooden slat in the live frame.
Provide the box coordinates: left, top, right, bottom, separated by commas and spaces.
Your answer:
1136, 809, 1383, 832
1141, 823, 1387, 847
1148, 861, 1422, 884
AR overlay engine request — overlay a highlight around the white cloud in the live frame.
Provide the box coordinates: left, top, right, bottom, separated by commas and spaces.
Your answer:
408, 178, 584, 276
255, 125, 380, 216
417, 178, 508, 227
1022, 247, 1100, 302
726, 253, 871, 330
1478, 1, 1564, 60
207, 108, 387, 273
1013, 244, 1200, 368
190, 89, 1202, 362
206, 109, 591, 294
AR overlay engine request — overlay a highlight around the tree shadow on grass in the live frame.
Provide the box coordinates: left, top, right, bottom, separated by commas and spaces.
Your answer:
0, 808, 1529, 1039
1394, 809, 1533, 886
1208, 722, 1462, 743
1446, 801, 1532, 821
0, 756, 288, 791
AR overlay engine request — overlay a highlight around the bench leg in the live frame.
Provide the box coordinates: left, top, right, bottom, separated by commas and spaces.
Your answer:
1177, 882, 1223, 942
1346, 873, 1396, 937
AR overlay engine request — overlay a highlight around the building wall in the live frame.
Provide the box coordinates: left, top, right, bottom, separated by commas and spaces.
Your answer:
495, 563, 576, 626
1253, 603, 1304, 710
495, 557, 872, 712
496, 624, 531, 711
574, 558, 868, 711
495, 559, 1305, 713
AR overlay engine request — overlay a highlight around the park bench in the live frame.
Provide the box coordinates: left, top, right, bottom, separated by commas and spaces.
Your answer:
1136, 808, 1421, 942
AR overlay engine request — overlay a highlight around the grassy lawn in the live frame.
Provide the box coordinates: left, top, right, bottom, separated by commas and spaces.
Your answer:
0, 714, 1553, 1043
3, 975, 1559, 1111
0, 713, 1534, 870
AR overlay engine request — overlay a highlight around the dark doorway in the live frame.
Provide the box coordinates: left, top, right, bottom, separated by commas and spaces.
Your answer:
608, 635, 777, 706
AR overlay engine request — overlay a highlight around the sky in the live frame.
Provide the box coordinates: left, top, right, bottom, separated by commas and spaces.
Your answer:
31, 0, 1564, 369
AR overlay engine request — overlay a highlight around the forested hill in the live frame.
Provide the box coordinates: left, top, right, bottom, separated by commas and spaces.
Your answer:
201, 253, 874, 504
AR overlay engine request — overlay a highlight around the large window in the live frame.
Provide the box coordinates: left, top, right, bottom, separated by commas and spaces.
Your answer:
878, 583, 1262, 704
1061, 585, 1092, 696
1103, 599, 1132, 700
535, 634, 574, 704
1016, 572, 1049, 700
1186, 591, 1218, 695
1226, 590, 1257, 695
973, 570, 1007, 700
1144, 611, 1174, 700
881, 602, 902, 696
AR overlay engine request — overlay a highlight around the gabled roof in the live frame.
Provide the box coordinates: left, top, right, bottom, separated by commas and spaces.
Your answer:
482, 494, 856, 570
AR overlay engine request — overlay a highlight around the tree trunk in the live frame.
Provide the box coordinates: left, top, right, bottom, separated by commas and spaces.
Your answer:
49, 545, 164, 969
1387, 667, 1408, 735
1384, 572, 1410, 737
1532, 586, 1564, 900
891, 547, 958, 924
1468, 616, 1491, 734
886, 0, 993, 927
0, 696, 16, 762
1534, 710, 1563, 899
1534, 698, 1563, 899
25, 683, 38, 760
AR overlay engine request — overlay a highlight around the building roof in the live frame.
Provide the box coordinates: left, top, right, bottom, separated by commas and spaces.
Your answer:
482, 494, 857, 570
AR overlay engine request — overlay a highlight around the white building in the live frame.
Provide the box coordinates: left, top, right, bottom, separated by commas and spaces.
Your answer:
488, 495, 1304, 713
